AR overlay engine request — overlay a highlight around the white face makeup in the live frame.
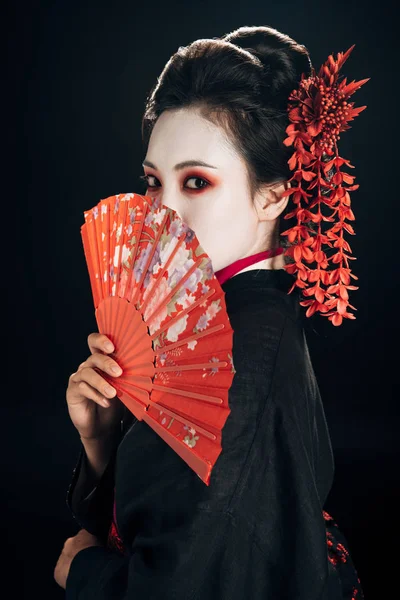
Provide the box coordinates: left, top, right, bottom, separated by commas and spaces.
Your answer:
142, 107, 288, 275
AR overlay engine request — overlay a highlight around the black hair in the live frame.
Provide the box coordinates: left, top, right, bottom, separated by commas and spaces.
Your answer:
141, 25, 313, 259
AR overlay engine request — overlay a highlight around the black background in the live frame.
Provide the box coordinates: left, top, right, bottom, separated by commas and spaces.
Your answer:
5, 0, 397, 597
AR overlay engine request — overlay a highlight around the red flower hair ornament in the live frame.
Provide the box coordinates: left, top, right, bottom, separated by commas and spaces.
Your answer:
281, 44, 370, 326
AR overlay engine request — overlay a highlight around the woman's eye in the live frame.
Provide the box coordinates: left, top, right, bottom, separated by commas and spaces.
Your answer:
139, 174, 209, 191
140, 174, 160, 188
185, 177, 208, 190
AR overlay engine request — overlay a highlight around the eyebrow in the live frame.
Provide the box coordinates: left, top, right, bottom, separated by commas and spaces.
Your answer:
142, 159, 218, 171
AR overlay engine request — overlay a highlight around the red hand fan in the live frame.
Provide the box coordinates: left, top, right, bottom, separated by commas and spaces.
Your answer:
80, 192, 236, 485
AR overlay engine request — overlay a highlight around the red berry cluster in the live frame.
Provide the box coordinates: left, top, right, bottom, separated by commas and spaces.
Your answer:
280, 45, 370, 326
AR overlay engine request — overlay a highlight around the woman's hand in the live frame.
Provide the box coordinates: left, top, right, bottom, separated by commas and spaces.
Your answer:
66, 333, 124, 441
54, 528, 103, 590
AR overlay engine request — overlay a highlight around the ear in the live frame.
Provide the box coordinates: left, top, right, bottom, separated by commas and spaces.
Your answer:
254, 180, 291, 222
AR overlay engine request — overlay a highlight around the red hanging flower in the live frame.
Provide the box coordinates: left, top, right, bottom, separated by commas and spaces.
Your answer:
281, 45, 370, 326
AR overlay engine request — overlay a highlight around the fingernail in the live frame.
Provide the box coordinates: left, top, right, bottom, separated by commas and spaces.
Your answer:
105, 342, 114, 352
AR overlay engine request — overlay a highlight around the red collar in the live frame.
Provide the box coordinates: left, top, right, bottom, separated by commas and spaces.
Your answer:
214, 248, 284, 286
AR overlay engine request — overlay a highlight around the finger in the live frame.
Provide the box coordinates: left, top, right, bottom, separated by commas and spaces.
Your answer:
87, 332, 115, 356
73, 366, 117, 399
84, 353, 123, 378
76, 380, 112, 407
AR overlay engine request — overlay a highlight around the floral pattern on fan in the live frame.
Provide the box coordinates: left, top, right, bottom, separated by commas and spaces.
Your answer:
80, 192, 236, 485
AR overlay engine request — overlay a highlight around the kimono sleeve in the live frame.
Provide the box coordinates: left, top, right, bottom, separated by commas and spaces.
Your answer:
64, 404, 341, 600
66, 441, 118, 543
65, 508, 268, 600
65, 487, 340, 600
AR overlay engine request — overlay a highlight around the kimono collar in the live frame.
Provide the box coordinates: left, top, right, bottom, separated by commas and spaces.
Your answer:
214, 247, 284, 286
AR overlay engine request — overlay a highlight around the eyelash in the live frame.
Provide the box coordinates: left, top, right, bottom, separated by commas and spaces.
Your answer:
138, 174, 210, 192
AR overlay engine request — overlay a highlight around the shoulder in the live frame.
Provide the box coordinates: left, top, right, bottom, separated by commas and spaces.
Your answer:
223, 278, 319, 418
224, 282, 303, 378
222, 270, 303, 341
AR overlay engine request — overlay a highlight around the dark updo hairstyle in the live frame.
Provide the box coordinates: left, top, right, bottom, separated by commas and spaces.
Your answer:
141, 25, 313, 260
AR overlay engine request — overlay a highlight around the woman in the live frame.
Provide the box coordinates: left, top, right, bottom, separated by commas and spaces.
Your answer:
58, 25, 364, 599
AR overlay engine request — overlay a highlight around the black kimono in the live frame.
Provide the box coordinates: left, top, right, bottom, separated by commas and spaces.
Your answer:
65, 268, 364, 599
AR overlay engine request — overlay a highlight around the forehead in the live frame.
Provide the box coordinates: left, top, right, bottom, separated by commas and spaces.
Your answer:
146, 108, 240, 169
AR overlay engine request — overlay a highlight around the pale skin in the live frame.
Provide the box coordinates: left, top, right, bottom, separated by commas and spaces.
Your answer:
141, 106, 290, 275
56, 106, 290, 590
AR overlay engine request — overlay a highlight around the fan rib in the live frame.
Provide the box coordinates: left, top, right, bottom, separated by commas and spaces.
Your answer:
93, 204, 106, 300
142, 414, 215, 486
130, 208, 170, 306
156, 361, 228, 372
145, 399, 218, 441
81, 223, 100, 308
113, 196, 129, 297
113, 384, 150, 415
124, 200, 151, 302
102, 203, 110, 299
154, 323, 225, 353
140, 231, 187, 314
149, 288, 216, 341
151, 384, 224, 405
82, 217, 102, 308
146, 255, 206, 327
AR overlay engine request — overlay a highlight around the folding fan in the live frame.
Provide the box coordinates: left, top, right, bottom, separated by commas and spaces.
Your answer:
80, 192, 236, 486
